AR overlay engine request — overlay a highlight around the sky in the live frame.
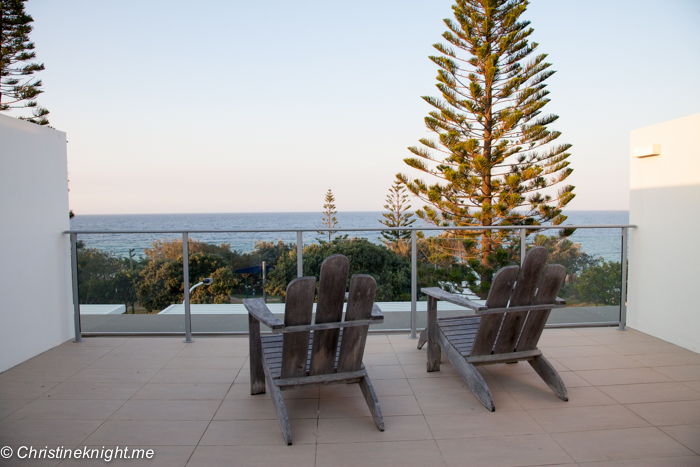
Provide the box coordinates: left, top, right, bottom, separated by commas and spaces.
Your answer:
21, 0, 700, 214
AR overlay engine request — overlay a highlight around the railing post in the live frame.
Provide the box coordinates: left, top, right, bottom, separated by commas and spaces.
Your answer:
520, 227, 527, 267
619, 227, 628, 331
410, 229, 417, 339
183, 232, 193, 343
296, 230, 303, 278
70, 233, 83, 343
262, 261, 267, 303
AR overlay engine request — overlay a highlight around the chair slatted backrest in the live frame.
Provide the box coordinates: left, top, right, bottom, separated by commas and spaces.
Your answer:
280, 277, 316, 378
337, 275, 376, 373
309, 254, 349, 376
515, 264, 566, 352
470, 246, 552, 357
492, 247, 548, 354
470, 266, 519, 356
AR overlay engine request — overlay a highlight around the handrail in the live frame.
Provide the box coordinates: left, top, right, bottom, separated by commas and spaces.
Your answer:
66, 223, 635, 341
63, 224, 636, 234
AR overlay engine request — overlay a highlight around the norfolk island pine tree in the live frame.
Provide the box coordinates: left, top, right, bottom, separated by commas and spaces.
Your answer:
0, 0, 50, 125
398, 0, 575, 297
379, 178, 416, 246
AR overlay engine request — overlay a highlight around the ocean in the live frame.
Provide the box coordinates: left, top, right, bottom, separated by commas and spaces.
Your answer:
69, 210, 629, 262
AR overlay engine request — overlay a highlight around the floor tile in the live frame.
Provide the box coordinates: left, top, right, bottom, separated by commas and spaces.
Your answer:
188, 445, 316, 467
131, 383, 230, 400
317, 415, 432, 443
425, 411, 544, 439
6, 399, 125, 420
538, 336, 600, 347
438, 434, 574, 467
613, 457, 700, 466
86, 355, 173, 369
319, 378, 411, 398
400, 362, 460, 379
510, 386, 618, 409
655, 365, 700, 382
199, 419, 318, 445
551, 427, 693, 463
626, 400, 700, 426
685, 381, 700, 392
316, 440, 446, 467
163, 357, 246, 370
65, 368, 158, 383
528, 405, 650, 433
363, 343, 394, 354
39, 382, 144, 400
150, 368, 236, 384
320, 395, 421, 418
414, 386, 522, 413
362, 352, 400, 366
599, 382, 700, 404
2, 333, 699, 467
44, 345, 114, 359
630, 352, 700, 367
0, 399, 30, 419
214, 397, 318, 420
72, 337, 129, 347
365, 364, 406, 380
607, 342, 690, 356
110, 399, 220, 421
541, 345, 621, 358
0, 382, 57, 400
83, 420, 208, 446
659, 425, 700, 455
224, 382, 319, 400
0, 366, 79, 383
576, 368, 672, 386
0, 419, 102, 445
555, 355, 644, 371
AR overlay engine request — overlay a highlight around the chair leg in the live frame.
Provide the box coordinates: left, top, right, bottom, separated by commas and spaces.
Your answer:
417, 327, 428, 349
248, 314, 266, 395
440, 338, 495, 411
263, 363, 293, 444
426, 297, 441, 372
454, 360, 495, 412
358, 375, 384, 431
529, 355, 568, 402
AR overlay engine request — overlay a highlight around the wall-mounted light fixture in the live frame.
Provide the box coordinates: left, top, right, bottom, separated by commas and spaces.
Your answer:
633, 144, 661, 158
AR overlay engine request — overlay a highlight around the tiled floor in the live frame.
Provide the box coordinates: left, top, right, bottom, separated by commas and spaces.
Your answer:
1, 328, 699, 466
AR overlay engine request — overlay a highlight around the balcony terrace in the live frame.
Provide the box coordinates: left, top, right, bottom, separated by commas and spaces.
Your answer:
1, 327, 699, 466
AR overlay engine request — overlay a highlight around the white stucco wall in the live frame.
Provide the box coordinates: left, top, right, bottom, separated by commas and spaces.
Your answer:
628, 113, 700, 352
0, 115, 73, 372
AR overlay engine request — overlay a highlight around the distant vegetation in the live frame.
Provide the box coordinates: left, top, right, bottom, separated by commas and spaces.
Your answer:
76, 231, 621, 313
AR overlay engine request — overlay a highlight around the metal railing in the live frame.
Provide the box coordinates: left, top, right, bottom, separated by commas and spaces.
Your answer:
65, 224, 635, 341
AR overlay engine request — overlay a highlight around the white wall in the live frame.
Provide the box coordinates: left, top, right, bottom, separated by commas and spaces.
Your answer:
0, 115, 74, 372
628, 113, 700, 353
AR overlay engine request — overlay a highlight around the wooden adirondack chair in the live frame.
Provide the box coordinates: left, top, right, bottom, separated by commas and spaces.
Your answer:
244, 254, 384, 445
417, 246, 568, 411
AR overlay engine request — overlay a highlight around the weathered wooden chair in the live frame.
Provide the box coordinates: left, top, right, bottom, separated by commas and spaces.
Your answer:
244, 254, 384, 445
418, 246, 568, 411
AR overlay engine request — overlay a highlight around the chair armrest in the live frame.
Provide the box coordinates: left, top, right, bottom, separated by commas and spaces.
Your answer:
421, 287, 488, 312
475, 302, 567, 315
243, 298, 284, 330
371, 303, 384, 321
